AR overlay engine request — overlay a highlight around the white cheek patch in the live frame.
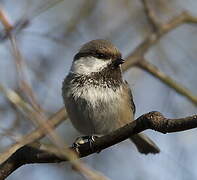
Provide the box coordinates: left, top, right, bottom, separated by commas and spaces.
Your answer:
70, 56, 110, 75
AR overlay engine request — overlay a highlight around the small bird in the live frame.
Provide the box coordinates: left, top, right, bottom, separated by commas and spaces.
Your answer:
62, 39, 160, 154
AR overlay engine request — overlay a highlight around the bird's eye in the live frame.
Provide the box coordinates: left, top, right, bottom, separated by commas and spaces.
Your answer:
96, 53, 107, 59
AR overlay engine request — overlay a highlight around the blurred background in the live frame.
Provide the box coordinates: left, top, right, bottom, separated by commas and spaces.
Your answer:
0, 0, 197, 179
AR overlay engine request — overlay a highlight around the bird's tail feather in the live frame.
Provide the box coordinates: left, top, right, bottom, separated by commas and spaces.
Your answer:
130, 133, 160, 154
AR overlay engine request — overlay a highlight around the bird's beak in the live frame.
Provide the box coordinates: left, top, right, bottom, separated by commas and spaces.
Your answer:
118, 58, 125, 64
114, 58, 125, 67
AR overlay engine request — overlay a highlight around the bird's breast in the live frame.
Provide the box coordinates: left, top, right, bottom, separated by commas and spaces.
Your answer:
65, 82, 133, 135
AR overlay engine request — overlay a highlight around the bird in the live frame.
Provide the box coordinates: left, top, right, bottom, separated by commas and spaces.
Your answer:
62, 39, 160, 154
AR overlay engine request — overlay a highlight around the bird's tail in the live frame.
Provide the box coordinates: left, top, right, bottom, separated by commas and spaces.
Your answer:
130, 133, 160, 154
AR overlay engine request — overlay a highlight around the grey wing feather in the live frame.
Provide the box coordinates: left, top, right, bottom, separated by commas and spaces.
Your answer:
124, 80, 136, 115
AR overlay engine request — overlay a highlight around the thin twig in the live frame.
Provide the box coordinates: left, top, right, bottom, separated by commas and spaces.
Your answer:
123, 12, 197, 71
63, 0, 97, 37
0, 6, 44, 113
141, 0, 161, 32
137, 59, 197, 105
0, 6, 12, 32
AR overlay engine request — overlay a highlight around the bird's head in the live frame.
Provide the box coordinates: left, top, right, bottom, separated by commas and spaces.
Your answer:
71, 39, 125, 75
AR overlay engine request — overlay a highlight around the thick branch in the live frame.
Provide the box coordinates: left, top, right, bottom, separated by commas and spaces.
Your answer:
0, 111, 197, 180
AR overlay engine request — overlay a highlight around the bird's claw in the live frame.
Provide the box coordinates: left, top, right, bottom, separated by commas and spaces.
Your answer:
72, 135, 99, 152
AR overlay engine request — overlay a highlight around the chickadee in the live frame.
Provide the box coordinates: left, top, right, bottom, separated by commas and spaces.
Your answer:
62, 39, 160, 154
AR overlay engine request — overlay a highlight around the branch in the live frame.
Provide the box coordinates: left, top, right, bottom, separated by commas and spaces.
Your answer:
0, 6, 13, 32
141, 0, 161, 32
123, 12, 197, 71
62, 0, 97, 37
0, 111, 197, 179
137, 59, 197, 105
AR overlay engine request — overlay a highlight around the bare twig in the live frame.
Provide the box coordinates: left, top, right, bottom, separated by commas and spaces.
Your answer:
137, 59, 197, 105
123, 12, 197, 71
0, 85, 34, 116
0, 6, 44, 113
141, 0, 161, 31
9, 29, 45, 114
0, 6, 13, 32
63, 0, 97, 37
0, 111, 197, 179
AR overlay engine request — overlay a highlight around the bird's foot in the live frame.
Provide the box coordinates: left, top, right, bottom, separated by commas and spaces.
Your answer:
72, 135, 99, 153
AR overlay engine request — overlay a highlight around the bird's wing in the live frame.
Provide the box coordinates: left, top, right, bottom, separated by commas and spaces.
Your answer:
124, 80, 136, 115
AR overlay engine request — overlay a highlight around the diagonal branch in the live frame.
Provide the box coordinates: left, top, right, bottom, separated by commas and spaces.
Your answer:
137, 59, 197, 105
0, 111, 197, 180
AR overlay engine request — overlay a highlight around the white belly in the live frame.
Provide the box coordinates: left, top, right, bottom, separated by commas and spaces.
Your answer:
65, 85, 133, 135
